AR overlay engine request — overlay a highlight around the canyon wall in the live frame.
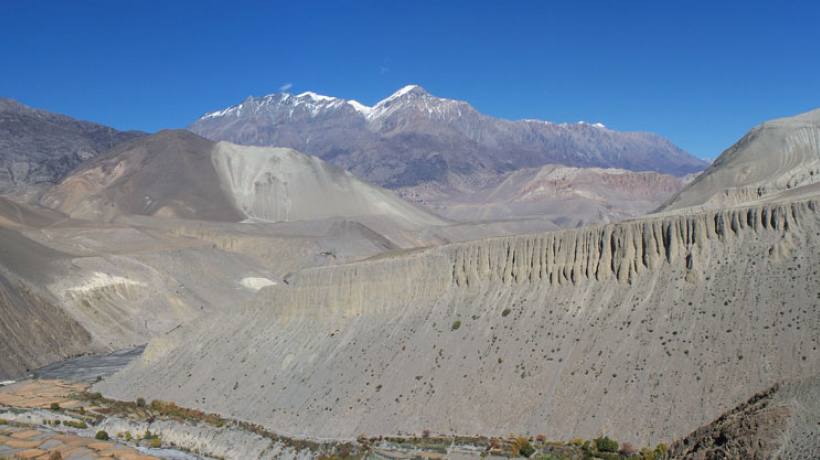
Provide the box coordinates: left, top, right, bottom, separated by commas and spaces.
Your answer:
100, 199, 820, 445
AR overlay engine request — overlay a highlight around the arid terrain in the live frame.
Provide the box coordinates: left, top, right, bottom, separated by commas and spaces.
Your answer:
1, 93, 819, 460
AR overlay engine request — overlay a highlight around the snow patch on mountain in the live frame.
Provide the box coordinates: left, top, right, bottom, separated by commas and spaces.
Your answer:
378, 84, 425, 103
347, 100, 372, 116
296, 91, 335, 102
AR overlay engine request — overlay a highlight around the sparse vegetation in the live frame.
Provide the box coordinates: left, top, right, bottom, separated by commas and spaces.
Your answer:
502, 308, 512, 317
95, 430, 110, 440
451, 320, 461, 330
63, 419, 88, 429
638, 443, 669, 460
136, 397, 146, 407
595, 435, 619, 453
655, 443, 668, 458
84, 392, 103, 401
34, 387, 673, 459
511, 436, 535, 458
150, 399, 225, 427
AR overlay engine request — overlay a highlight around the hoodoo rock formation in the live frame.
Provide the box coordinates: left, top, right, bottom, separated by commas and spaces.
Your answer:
99, 198, 820, 445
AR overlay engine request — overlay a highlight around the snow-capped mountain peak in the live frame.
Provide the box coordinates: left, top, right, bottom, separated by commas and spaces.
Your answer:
201, 90, 357, 120
191, 85, 707, 189
377, 84, 429, 103
199, 85, 459, 122
295, 91, 337, 102
346, 99, 372, 116
366, 84, 467, 122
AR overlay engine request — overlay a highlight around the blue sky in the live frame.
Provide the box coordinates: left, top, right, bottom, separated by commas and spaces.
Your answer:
1, 1, 819, 159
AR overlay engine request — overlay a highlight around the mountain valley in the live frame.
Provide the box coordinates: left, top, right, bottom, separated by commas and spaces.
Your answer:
0, 98, 818, 460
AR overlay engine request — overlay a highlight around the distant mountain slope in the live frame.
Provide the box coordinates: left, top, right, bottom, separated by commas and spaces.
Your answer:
0, 98, 144, 197
662, 108, 820, 211
212, 141, 444, 227
41, 131, 244, 222
409, 164, 686, 226
189, 85, 707, 190
41, 130, 445, 229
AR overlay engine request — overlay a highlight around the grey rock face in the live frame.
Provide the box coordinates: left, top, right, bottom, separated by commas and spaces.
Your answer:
0, 98, 144, 196
190, 86, 707, 190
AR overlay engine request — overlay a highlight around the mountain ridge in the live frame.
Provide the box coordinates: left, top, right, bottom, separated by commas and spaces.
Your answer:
0, 97, 145, 197
190, 85, 707, 190
661, 107, 820, 212
41, 130, 446, 231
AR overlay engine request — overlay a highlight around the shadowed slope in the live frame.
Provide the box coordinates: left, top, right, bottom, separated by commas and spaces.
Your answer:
0, 227, 94, 379
0, 98, 144, 197
41, 130, 244, 222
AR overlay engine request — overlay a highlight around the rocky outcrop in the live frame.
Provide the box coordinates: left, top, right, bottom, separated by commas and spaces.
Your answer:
275, 199, 815, 304
100, 197, 820, 445
669, 374, 820, 459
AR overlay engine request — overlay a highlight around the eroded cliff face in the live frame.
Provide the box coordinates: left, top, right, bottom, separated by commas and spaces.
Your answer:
99, 199, 820, 445
271, 199, 813, 308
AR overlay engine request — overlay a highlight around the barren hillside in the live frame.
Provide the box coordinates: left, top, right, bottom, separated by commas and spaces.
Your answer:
663, 108, 820, 212
99, 197, 820, 446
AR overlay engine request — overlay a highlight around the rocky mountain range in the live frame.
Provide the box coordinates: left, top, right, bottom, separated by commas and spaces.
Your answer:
189, 86, 708, 192
0, 98, 144, 198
